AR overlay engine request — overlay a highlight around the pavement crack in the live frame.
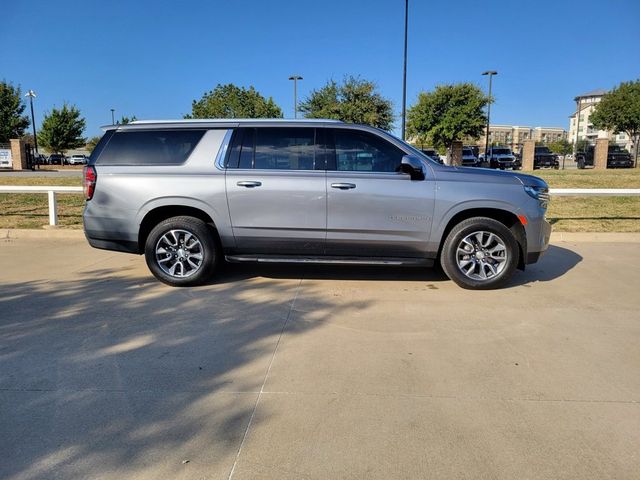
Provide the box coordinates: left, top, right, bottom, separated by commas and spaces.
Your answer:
226, 277, 304, 480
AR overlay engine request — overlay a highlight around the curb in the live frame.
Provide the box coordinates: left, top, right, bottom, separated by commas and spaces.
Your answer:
2, 229, 640, 243
549, 232, 640, 243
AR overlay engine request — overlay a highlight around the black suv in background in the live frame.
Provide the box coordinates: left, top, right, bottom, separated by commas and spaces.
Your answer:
419, 149, 444, 164
576, 144, 633, 169
48, 154, 65, 165
533, 146, 559, 169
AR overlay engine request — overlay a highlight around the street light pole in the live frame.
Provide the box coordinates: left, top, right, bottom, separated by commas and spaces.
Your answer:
288, 76, 303, 119
482, 71, 497, 162
111, 109, 115, 125
401, 0, 409, 140
25, 90, 38, 154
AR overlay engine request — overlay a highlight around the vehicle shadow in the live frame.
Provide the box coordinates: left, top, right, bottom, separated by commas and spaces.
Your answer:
213, 262, 449, 284
0, 268, 364, 479
509, 244, 582, 286
213, 244, 582, 288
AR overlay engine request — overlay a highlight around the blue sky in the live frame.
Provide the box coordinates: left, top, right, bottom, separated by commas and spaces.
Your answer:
3, 0, 639, 138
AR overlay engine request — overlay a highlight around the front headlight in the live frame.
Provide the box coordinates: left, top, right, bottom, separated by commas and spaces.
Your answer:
524, 185, 549, 208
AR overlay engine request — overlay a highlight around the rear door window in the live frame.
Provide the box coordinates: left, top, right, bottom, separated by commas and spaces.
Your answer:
96, 129, 205, 165
226, 127, 316, 170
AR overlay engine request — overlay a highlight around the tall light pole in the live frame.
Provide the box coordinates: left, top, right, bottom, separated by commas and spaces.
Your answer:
288, 76, 303, 118
573, 96, 582, 156
110, 108, 115, 125
482, 71, 497, 161
401, 0, 409, 140
24, 90, 39, 154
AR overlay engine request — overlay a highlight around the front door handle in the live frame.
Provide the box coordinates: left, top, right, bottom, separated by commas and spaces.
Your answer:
237, 181, 262, 188
331, 183, 356, 190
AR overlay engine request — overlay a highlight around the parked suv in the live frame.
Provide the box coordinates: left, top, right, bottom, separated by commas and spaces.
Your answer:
533, 146, 560, 169
48, 153, 65, 165
484, 147, 517, 170
68, 154, 88, 165
576, 144, 633, 169
461, 146, 480, 167
83, 120, 551, 289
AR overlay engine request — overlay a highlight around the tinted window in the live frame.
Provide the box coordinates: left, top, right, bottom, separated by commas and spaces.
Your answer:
238, 128, 255, 169
332, 129, 404, 172
492, 148, 511, 155
96, 130, 205, 165
253, 128, 315, 170
535, 147, 551, 154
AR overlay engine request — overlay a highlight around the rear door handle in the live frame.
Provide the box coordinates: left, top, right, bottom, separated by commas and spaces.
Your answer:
331, 183, 356, 190
237, 181, 262, 188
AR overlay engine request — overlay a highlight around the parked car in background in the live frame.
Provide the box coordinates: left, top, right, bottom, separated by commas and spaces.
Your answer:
533, 146, 560, 169
576, 144, 633, 169
420, 148, 444, 164
68, 154, 88, 165
48, 153, 65, 165
485, 146, 517, 170
461, 146, 480, 167
83, 119, 551, 290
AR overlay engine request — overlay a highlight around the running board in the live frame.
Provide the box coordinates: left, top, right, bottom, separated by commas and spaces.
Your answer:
225, 255, 433, 267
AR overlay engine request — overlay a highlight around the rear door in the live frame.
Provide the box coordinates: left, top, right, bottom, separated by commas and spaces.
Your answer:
224, 127, 326, 255
325, 128, 434, 258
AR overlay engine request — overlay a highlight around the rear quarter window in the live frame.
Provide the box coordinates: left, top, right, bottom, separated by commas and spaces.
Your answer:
95, 129, 206, 165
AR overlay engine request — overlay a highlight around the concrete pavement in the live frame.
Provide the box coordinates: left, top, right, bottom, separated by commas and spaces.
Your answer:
0, 236, 638, 479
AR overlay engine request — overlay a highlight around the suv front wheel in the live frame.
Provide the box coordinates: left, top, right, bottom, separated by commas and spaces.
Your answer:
440, 217, 519, 289
144, 216, 218, 286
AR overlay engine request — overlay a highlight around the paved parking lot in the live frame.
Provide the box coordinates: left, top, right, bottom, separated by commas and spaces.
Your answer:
1, 235, 639, 479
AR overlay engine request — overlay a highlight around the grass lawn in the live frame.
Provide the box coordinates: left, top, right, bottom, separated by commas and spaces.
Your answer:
1, 169, 639, 232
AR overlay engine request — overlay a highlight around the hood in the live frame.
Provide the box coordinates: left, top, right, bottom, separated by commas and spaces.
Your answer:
434, 165, 548, 188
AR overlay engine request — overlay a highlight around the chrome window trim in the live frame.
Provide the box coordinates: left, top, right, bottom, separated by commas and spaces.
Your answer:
214, 129, 234, 170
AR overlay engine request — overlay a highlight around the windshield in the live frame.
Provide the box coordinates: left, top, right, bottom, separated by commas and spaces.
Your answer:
462, 148, 473, 155
492, 148, 511, 155
609, 145, 625, 152
535, 147, 551, 154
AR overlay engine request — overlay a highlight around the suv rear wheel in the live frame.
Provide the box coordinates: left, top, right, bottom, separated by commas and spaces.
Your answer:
440, 217, 519, 289
144, 216, 218, 286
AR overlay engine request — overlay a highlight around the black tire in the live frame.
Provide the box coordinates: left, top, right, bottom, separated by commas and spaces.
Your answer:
577, 158, 585, 169
144, 216, 218, 286
440, 217, 519, 290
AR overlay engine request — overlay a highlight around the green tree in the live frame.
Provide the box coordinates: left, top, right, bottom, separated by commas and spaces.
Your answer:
590, 80, 640, 165
407, 83, 488, 151
85, 136, 102, 153
575, 138, 590, 153
547, 138, 572, 155
117, 115, 137, 124
299, 76, 394, 130
38, 103, 86, 154
0, 81, 30, 142
186, 84, 282, 119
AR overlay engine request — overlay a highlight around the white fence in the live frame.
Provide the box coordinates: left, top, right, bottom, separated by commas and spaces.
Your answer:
0, 186, 639, 227
0, 186, 83, 226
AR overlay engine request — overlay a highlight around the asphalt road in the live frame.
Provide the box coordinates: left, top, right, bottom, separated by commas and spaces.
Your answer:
1, 236, 638, 479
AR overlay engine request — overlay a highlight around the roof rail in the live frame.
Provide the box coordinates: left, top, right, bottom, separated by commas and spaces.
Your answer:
127, 118, 343, 125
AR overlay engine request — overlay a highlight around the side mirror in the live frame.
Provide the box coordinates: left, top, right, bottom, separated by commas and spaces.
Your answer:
398, 155, 425, 180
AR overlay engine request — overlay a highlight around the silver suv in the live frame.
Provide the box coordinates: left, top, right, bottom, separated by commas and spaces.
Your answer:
83, 119, 551, 289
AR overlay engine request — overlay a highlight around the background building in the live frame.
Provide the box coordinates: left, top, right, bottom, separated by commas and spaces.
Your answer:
568, 89, 631, 149
473, 125, 567, 153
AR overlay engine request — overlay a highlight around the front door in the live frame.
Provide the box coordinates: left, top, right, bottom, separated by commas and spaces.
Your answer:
225, 127, 326, 255
325, 128, 434, 258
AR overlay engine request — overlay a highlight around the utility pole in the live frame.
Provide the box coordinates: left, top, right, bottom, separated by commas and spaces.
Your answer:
111, 108, 115, 125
